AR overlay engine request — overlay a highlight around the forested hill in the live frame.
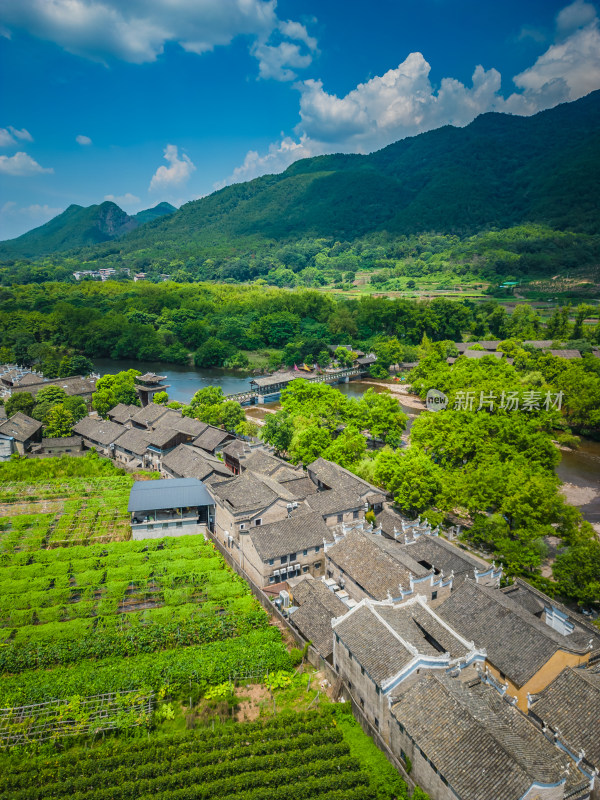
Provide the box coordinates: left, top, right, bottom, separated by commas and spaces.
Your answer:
1, 90, 599, 263
0, 201, 176, 259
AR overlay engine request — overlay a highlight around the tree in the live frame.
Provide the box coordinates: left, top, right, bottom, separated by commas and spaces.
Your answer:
32, 385, 68, 422
235, 419, 259, 438
323, 427, 367, 469
374, 448, 442, 515
194, 337, 230, 368
44, 404, 75, 438
553, 540, 600, 606
5, 392, 35, 417
92, 370, 140, 417
335, 346, 356, 367
260, 410, 295, 455
288, 423, 332, 465
63, 395, 88, 422
153, 391, 169, 405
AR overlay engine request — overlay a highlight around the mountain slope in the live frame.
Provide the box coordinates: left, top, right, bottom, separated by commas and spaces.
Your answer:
134, 202, 177, 224
0, 202, 137, 259
1, 90, 599, 261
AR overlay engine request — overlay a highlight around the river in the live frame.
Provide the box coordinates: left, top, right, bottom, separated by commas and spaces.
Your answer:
94, 359, 599, 528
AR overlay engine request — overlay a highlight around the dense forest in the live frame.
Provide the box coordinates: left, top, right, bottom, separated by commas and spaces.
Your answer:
0, 282, 598, 377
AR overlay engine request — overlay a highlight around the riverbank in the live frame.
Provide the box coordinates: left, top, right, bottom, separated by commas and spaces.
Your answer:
363, 381, 427, 411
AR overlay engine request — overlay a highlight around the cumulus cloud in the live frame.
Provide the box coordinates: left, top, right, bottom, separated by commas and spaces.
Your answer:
0, 151, 53, 176
221, 0, 600, 187
252, 40, 313, 81
104, 193, 141, 209
0, 126, 33, 146
149, 145, 196, 192
0, 201, 63, 240
76, 134, 92, 145
512, 11, 600, 102
0, 0, 316, 79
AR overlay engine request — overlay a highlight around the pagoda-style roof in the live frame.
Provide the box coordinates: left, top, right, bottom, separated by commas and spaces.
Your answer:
135, 372, 168, 384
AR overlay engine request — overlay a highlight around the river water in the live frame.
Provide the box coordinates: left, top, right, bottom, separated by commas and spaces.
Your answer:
94, 358, 599, 526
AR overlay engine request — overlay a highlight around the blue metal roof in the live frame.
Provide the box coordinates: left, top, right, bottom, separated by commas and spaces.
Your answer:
128, 478, 215, 512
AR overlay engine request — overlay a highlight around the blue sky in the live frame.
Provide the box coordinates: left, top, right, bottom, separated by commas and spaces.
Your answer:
1, 0, 599, 240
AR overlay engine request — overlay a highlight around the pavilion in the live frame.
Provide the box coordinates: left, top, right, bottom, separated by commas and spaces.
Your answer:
128, 477, 215, 540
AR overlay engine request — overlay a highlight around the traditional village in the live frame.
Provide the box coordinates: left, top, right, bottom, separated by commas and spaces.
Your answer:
0, 357, 598, 800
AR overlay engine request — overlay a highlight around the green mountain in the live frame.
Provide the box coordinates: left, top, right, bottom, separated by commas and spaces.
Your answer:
0, 201, 137, 259
115, 90, 600, 256
1, 91, 599, 262
134, 202, 177, 224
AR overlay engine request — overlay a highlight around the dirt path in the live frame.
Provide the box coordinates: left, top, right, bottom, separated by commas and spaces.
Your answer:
363, 381, 427, 411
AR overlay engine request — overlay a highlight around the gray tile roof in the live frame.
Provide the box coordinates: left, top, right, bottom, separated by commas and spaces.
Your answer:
307, 457, 382, 497
108, 403, 140, 424
305, 490, 364, 516
73, 416, 124, 446
277, 475, 319, 498
239, 449, 295, 477
210, 470, 297, 513
161, 443, 230, 481
247, 511, 332, 561
463, 349, 504, 359
401, 535, 490, 587
114, 427, 152, 455
502, 579, 600, 652
289, 577, 347, 658
326, 529, 429, 600
437, 580, 593, 687
523, 340, 554, 349
391, 672, 580, 800
41, 436, 82, 447
546, 349, 582, 359
165, 415, 207, 437
0, 412, 42, 442
333, 599, 469, 685
193, 426, 233, 453
250, 370, 307, 388
530, 667, 600, 768
375, 507, 407, 537
222, 439, 248, 460
130, 404, 171, 428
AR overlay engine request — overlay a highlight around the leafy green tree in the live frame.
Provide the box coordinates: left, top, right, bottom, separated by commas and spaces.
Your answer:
553, 540, 600, 606
153, 391, 169, 405
63, 395, 88, 422
92, 370, 140, 417
323, 427, 367, 469
44, 404, 75, 437
373, 448, 442, 515
32, 386, 67, 422
5, 392, 35, 417
260, 410, 295, 455
289, 423, 332, 465
335, 346, 356, 367
194, 337, 230, 368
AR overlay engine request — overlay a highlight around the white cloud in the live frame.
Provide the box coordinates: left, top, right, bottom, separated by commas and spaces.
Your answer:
76, 134, 92, 145
0, 201, 63, 240
0, 151, 53, 176
0, 0, 316, 79
0, 126, 33, 146
252, 40, 313, 81
556, 0, 597, 36
149, 145, 196, 192
512, 16, 600, 102
104, 192, 141, 210
221, 0, 600, 188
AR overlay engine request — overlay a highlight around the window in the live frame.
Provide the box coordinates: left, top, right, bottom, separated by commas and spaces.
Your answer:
302, 565, 309, 573
289, 552, 296, 561
268, 559, 274, 566
361, 666, 365, 675
376, 685, 381, 695
280, 555, 288, 564
315, 546, 320, 553
254, 518, 262, 526
431, 591, 437, 600
348, 680, 352, 690
374, 717, 379, 730
314, 561, 321, 569
360, 697, 364, 709
337, 514, 343, 523
302, 549, 308, 556
335, 634, 340, 643
176, 521, 182, 528
269, 576, 275, 584
353, 510, 359, 520
327, 570, 333, 579
239, 523, 246, 530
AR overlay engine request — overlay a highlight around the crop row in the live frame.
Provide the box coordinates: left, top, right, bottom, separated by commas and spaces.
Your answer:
5, 727, 344, 790
1, 533, 215, 568
0, 629, 292, 707
1, 607, 267, 674
2, 713, 337, 786
0, 712, 373, 800
0, 477, 133, 504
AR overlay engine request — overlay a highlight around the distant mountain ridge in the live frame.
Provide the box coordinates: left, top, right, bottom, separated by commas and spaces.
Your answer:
0, 201, 176, 259
1, 91, 599, 261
